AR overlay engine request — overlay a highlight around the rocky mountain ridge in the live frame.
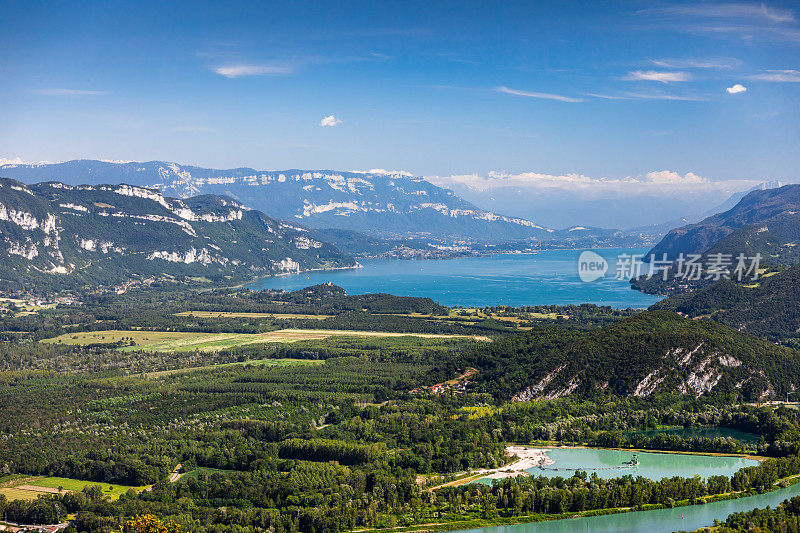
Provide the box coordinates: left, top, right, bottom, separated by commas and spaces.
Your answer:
0, 178, 355, 293
0, 160, 628, 245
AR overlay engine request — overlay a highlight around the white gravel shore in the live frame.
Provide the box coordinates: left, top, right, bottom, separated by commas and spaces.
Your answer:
477, 445, 555, 480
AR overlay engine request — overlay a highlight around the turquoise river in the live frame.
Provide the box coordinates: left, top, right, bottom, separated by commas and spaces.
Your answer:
465, 448, 790, 533
453, 484, 800, 533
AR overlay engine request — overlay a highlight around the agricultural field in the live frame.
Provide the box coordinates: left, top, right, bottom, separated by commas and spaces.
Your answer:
42, 328, 490, 352
0, 476, 142, 501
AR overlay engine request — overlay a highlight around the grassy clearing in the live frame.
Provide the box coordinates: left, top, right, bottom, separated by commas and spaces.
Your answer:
175, 310, 332, 319
43, 329, 204, 347
0, 476, 142, 501
43, 329, 490, 353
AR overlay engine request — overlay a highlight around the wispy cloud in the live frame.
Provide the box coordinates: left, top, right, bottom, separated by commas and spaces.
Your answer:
214, 64, 294, 78
625, 70, 691, 83
586, 91, 705, 101
650, 58, 738, 69
172, 125, 215, 133
585, 93, 632, 100
319, 115, 343, 127
496, 86, 585, 103
750, 69, 800, 82
439, 52, 479, 65
35, 88, 108, 96
624, 91, 705, 101
638, 2, 800, 43
726, 83, 747, 94
645, 3, 795, 24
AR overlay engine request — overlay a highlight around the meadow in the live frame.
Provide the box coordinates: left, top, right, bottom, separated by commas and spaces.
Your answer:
0, 476, 142, 501
42, 328, 490, 352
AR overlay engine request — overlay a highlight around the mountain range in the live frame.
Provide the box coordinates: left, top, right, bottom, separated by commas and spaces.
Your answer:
0, 160, 638, 247
0, 178, 355, 294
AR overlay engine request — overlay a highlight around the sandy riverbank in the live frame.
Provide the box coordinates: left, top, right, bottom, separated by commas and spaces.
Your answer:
477, 446, 554, 480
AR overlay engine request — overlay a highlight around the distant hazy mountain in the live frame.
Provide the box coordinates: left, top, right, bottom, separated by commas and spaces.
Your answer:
0, 160, 559, 243
632, 184, 800, 295
646, 184, 800, 261
0, 178, 355, 293
698, 181, 785, 220
439, 183, 734, 229
628, 181, 784, 239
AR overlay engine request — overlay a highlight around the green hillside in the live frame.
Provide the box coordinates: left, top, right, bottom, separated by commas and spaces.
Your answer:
468, 311, 800, 401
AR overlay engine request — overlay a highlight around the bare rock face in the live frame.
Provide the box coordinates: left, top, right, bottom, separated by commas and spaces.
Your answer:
509, 311, 791, 401
0, 178, 355, 292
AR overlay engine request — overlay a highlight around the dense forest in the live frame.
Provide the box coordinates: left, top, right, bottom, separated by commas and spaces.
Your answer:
652, 265, 800, 346
1, 285, 800, 532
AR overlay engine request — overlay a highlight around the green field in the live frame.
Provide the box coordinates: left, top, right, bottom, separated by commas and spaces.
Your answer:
42, 328, 490, 352
0, 476, 143, 501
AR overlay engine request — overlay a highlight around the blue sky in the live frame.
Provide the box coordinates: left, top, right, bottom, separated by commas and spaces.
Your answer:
1, 0, 798, 192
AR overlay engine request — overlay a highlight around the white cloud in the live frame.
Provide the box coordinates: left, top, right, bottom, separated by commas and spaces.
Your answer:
625, 70, 691, 83
214, 64, 294, 78
0, 157, 27, 166
726, 84, 747, 94
750, 69, 800, 82
353, 168, 415, 177
496, 86, 585, 103
319, 115, 343, 127
427, 170, 761, 197
35, 88, 108, 96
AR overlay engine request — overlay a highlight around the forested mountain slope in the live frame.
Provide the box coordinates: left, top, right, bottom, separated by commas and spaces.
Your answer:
651, 265, 800, 345
469, 311, 799, 401
0, 178, 355, 293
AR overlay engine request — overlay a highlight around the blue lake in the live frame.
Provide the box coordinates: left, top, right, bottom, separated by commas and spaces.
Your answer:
247, 248, 663, 308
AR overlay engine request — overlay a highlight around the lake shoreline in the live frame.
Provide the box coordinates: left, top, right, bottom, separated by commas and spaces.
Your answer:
244, 248, 663, 308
